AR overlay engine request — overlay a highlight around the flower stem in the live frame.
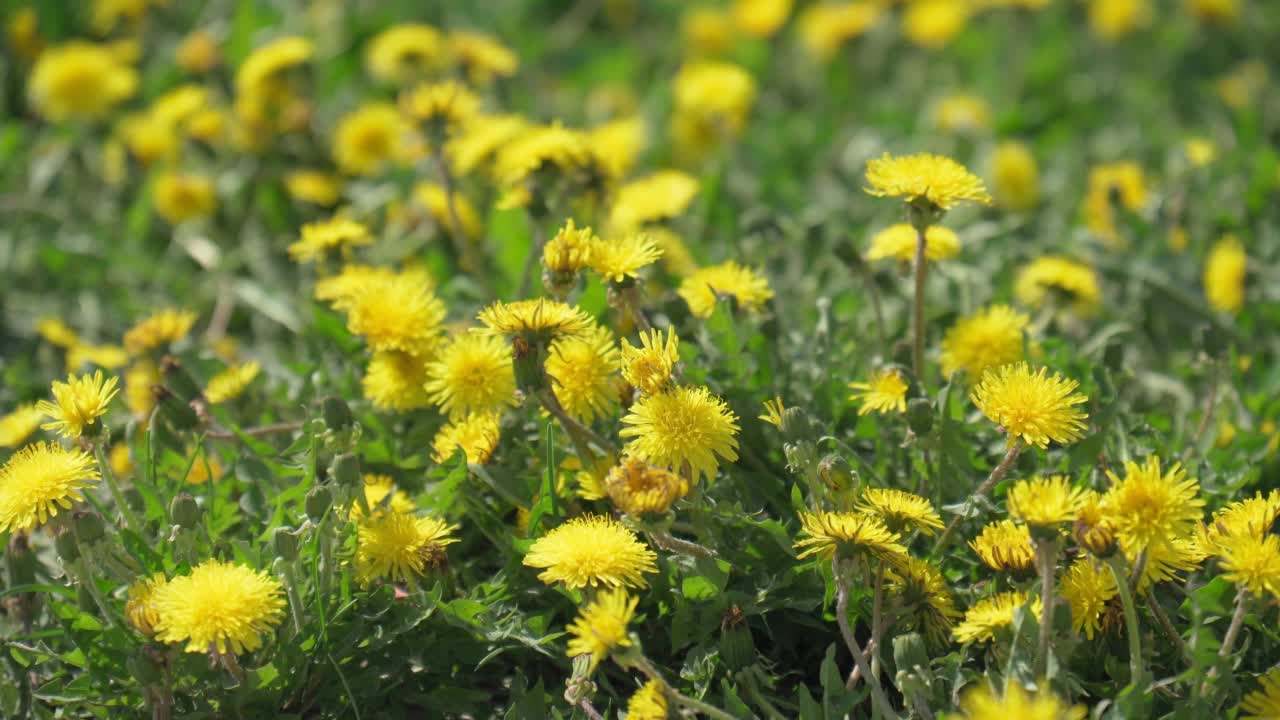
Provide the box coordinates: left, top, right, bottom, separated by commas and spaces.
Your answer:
932, 441, 1023, 556
1201, 589, 1249, 697
834, 559, 898, 720
1106, 555, 1144, 686
911, 225, 929, 381
433, 145, 486, 280
93, 441, 143, 532
647, 530, 718, 558
1144, 586, 1190, 662
536, 389, 610, 462
1033, 537, 1059, 679
870, 561, 886, 682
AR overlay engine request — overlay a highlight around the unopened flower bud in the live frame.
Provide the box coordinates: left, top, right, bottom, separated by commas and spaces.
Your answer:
817, 454, 854, 493
322, 395, 354, 432
330, 453, 361, 489
906, 398, 935, 435
170, 492, 202, 529
73, 512, 105, 545
154, 386, 200, 431
159, 355, 204, 402
305, 485, 333, 522
273, 526, 302, 561
55, 530, 81, 564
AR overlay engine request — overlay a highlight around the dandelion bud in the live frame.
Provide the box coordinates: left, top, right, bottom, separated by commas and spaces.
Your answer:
511, 337, 548, 394
604, 457, 688, 516
273, 527, 302, 561
170, 492, 202, 529
906, 397, 935, 435
330, 453, 361, 489
73, 511, 105, 545
718, 606, 755, 671
779, 406, 815, 445
55, 530, 81, 564
1073, 515, 1117, 558
305, 485, 333, 522
817, 454, 853, 493
321, 395, 354, 432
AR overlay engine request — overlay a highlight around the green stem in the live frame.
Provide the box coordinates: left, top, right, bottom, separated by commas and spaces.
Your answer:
1201, 589, 1248, 697
631, 653, 740, 720
537, 389, 609, 462
932, 441, 1023, 556
911, 225, 929, 381
1107, 555, 1145, 686
834, 559, 898, 720
647, 530, 718, 558
1033, 537, 1059, 679
94, 442, 143, 532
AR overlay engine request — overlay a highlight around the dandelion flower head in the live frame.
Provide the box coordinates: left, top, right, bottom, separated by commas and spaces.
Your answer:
523, 514, 658, 589
151, 560, 285, 654
620, 385, 740, 483
866, 224, 960, 263
37, 370, 119, 439
970, 362, 1089, 449
620, 327, 680, 395
865, 152, 991, 211
0, 442, 100, 532
940, 305, 1030, 381
566, 589, 637, 672
849, 369, 909, 416
354, 512, 458, 586
678, 261, 774, 319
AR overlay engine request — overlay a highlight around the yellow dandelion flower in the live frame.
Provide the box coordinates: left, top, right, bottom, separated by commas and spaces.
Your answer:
1007, 475, 1087, 529
1204, 234, 1247, 314
1216, 61, 1267, 110
590, 233, 664, 284
333, 103, 415, 176
1060, 557, 1117, 640
0, 404, 46, 448
401, 79, 481, 128
446, 113, 529, 176
1090, 0, 1150, 40
970, 519, 1036, 573
345, 270, 446, 356
124, 360, 161, 422
6, 8, 42, 63
1215, 534, 1280, 598
431, 412, 501, 465
176, 30, 220, 74
1101, 455, 1204, 553
933, 94, 991, 134
448, 30, 518, 84
990, 140, 1040, 211
671, 61, 757, 153
355, 512, 458, 587
362, 351, 433, 411
288, 217, 373, 264
413, 182, 482, 239
939, 305, 1030, 381
953, 591, 1040, 644
182, 455, 223, 486
1015, 256, 1101, 316
886, 557, 959, 647
856, 488, 943, 535
626, 680, 669, 720
153, 172, 217, 224
352, 474, 417, 519
566, 589, 637, 672
1186, 0, 1240, 24
152, 560, 285, 654
38, 318, 81, 348
203, 361, 260, 405
236, 36, 312, 96
28, 41, 137, 122
494, 123, 592, 189
1200, 491, 1280, 546
547, 324, 620, 422
284, 170, 343, 206
125, 572, 168, 636
365, 24, 444, 85
608, 170, 700, 231
1169, 226, 1190, 254
425, 334, 515, 419
952, 683, 1085, 720
733, 0, 793, 37
604, 456, 689, 516
620, 385, 739, 483
797, 2, 883, 60
866, 224, 960, 263
902, 0, 971, 50
476, 298, 593, 339
543, 219, 598, 275
1083, 161, 1149, 246
523, 514, 658, 589
0, 442, 99, 532
1133, 537, 1204, 591
848, 369, 908, 416
314, 264, 395, 311
37, 370, 119, 439
793, 511, 908, 563
678, 261, 774, 319
1241, 669, 1280, 720
620, 327, 680, 396
682, 7, 733, 56
970, 362, 1089, 449
864, 152, 991, 211
1072, 489, 1116, 557
648, 226, 700, 277
1184, 137, 1217, 167
66, 343, 129, 372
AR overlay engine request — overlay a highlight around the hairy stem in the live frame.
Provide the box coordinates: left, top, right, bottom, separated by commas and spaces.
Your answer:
94, 441, 143, 532
911, 226, 929, 381
1106, 556, 1144, 685
648, 530, 718, 558
834, 559, 897, 720
932, 441, 1023, 556
1033, 537, 1059, 679
1202, 589, 1249, 697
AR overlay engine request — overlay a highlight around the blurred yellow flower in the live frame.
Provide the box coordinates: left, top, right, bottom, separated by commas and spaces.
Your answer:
626, 680, 669, 720
678, 261, 774, 318
682, 7, 734, 57
366, 24, 445, 84
6, 8, 42, 63
362, 351, 433, 412
586, 115, 647, 179
153, 172, 217, 224
344, 269, 445, 356
848, 369, 908, 416
902, 0, 970, 50
733, 0, 793, 37
866, 224, 960, 263
0, 404, 45, 448
38, 318, 80, 348
401, 79, 481, 130
285, 170, 343, 206
176, 29, 221, 73
125, 360, 161, 422
431, 412, 501, 464
797, 2, 883, 60
1014, 256, 1101, 316
414, 182, 482, 239
236, 36, 312, 97
1184, 137, 1217, 167
672, 61, 757, 153
1084, 161, 1148, 246
28, 41, 137, 122
990, 140, 1040, 211
1204, 234, 1247, 314
950, 682, 1084, 719
289, 217, 372, 264
1089, 0, 1151, 40
204, 361, 260, 404
953, 590, 1039, 644
37, 370, 118, 439
608, 170, 700, 231
939, 304, 1029, 381
567, 589, 637, 672
1186, 0, 1240, 25
543, 219, 597, 276
448, 30, 518, 84
447, 113, 529, 176
332, 103, 415, 176
1217, 61, 1267, 110
933, 94, 991, 134
1241, 669, 1280, 720
124, 309, 197, 355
